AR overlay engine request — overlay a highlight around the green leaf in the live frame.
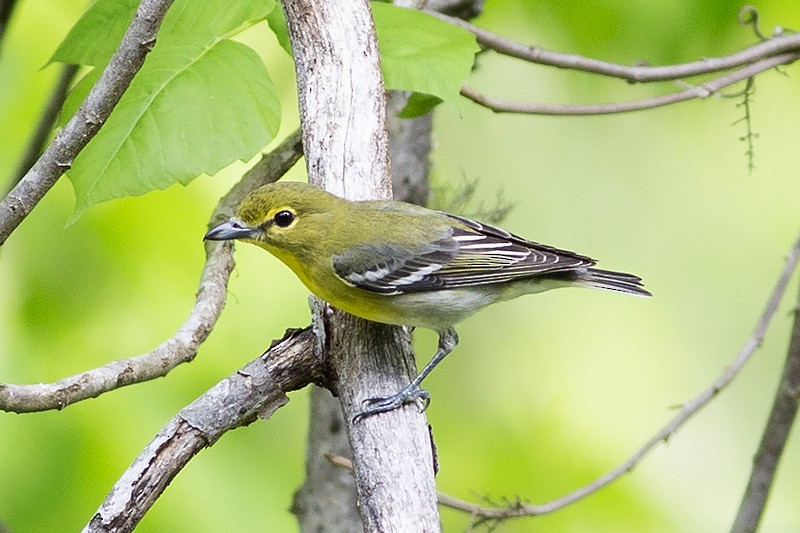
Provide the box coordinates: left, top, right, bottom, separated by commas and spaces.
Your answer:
67, 37, 280, 221
51, 0, 277, 66
50, 0, 139, 66
372, 2, 477, 114
267, 6, 292, 55
397, 92, 443, 118
51, 0, 280, 220
162, 0, 276, 37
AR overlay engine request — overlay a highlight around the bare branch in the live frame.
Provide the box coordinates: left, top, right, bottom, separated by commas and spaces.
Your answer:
431, 11, 800, 83
83, 327, 321, 533
431, 10, 799, 116
433, 231, 800, 523
0, 243, 233, 412
732, 284, 800, 532
0, 130, 303, 413
732, 78, 758, 174
0, 0, 174, 246
460, 52, 798, 116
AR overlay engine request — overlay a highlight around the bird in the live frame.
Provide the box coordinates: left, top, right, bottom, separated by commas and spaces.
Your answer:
205, 181, 650, 421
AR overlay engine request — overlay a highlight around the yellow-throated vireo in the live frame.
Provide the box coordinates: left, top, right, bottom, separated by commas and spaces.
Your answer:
205, 181, 650, 420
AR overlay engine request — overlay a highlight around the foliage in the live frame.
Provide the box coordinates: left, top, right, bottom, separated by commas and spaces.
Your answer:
51, 0, 477, 219
53, 0, 280, 220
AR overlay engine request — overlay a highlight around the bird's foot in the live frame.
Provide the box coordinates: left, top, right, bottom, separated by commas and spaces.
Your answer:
352, 385, 430, 423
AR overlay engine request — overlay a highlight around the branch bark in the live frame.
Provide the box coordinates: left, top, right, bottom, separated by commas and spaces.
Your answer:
83, 327, 321, 533
282, 0, 440, 530
732, 282, 800, 532
0, 0, 173, 245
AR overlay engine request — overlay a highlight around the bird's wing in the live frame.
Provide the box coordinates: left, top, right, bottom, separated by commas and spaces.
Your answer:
332, 213, 596, 295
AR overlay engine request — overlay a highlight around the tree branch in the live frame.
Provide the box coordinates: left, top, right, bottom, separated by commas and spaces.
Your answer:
432, 11, 800, 82
0, 130, 303, 413
732, 282, 800, 532
83, 327, 322, 533
460, 52, 798, 116
0, 0, 174, 246
435, 231, 800, 524
431, 10, 800, 116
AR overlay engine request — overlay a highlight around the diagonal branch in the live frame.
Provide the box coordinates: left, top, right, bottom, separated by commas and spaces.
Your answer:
0, 0, 174, 246
436, 231, 800, 524
0, 130, 303, 413
83, 327, 321, 533
732, 282, 800, 532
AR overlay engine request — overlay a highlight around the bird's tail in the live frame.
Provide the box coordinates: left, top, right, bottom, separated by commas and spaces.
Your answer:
565, 267, 652, 298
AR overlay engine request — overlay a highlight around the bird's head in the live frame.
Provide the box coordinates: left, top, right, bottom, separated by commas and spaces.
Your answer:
204, 181, 342, 255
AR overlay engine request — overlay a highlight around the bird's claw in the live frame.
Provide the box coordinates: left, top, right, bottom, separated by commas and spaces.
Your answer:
352, 386, 431, 423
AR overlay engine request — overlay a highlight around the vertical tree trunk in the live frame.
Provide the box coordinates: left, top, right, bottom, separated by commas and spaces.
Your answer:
283, 1, 440, 531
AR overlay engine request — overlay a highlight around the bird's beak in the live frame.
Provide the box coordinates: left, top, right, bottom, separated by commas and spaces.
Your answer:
204, 219, 257, 241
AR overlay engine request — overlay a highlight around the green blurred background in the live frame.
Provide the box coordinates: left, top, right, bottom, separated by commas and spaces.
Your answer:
2, 1, 800, 531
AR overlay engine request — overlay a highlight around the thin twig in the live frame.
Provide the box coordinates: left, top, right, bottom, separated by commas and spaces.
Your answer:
431, 232, 800, 522
460, 52, 798, 116
0, 0, 174, 246
5, 64, 80, 195
325, 452, 535, 523
732, 282, 800, 532
0, 130, 303, 413
431, 10, 800, 83
731, 78, 758, 174
738, 6, 767, 42
83, 327, 321, 533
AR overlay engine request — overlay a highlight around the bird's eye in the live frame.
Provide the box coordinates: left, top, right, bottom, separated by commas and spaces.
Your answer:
273, 210, 295, 228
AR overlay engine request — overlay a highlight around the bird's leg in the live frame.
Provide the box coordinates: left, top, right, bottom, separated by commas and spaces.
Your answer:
353, 327, 459, 422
